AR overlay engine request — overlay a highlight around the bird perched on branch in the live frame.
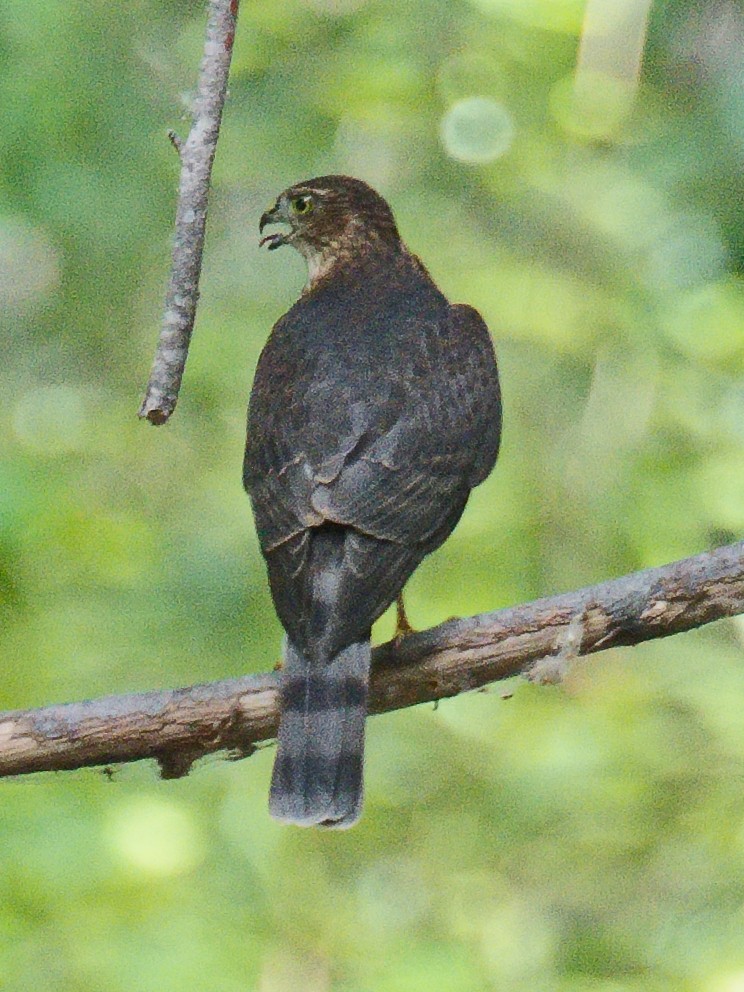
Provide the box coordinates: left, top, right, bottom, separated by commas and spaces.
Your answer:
244, 176, 501, 828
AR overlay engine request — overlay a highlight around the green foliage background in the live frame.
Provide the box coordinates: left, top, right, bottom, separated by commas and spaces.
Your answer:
1, 0, 744, 988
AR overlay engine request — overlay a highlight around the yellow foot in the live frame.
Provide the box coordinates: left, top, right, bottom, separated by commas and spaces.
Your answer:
394, 593, 415, 643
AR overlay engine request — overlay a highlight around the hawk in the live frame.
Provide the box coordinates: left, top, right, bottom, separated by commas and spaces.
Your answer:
244, 176, 501, 828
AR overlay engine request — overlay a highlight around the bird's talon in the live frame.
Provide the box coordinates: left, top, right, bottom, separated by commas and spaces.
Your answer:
394, 592, 416, 642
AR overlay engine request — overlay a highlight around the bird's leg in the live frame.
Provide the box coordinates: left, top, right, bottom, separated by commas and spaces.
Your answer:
394, 592, 414, 642
273, 635, 289, 671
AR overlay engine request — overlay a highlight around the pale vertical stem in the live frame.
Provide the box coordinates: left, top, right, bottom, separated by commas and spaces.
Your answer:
576, 0, 653, 104
139, 0, 240, 425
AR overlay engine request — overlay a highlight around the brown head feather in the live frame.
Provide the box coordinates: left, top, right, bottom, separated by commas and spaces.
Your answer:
260, 175, 404, 289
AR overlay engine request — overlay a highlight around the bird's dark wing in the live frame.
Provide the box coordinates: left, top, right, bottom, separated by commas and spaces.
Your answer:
244, 278, 501, 649
246, 302, 500, 542
316, 302, 501, 547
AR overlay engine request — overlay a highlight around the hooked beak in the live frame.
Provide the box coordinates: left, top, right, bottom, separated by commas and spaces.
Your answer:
259, 202, 290, 250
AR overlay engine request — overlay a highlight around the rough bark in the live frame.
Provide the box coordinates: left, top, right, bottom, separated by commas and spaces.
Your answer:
0, 541, 741, 779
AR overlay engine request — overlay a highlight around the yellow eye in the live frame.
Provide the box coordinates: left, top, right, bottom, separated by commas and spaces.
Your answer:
290, 194, 313, 215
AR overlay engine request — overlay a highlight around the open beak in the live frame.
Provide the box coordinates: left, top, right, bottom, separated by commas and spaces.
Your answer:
259, 203, 289, 250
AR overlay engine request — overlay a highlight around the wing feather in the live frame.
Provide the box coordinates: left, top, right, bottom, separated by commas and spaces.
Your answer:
247, 302, 499, 548
244, 263, 501, 640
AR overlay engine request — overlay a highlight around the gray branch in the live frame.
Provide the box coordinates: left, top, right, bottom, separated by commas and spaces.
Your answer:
139, 0, 239, 425
0, 541, 742, 780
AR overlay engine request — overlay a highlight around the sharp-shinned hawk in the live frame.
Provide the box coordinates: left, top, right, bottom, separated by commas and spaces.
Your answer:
244, 175, 502, 828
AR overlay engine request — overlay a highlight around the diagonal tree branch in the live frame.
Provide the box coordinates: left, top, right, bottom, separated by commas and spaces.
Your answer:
139, 0, 239, 425
0, 541, 741, 780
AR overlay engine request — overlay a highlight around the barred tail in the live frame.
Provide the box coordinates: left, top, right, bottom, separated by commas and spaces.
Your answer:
269, 637, 371, 828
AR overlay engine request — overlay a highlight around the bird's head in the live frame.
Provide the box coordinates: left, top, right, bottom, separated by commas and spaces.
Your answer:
259, 175, 401, 287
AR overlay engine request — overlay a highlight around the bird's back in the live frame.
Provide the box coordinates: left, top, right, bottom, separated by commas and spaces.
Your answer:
245, 251, 496, 499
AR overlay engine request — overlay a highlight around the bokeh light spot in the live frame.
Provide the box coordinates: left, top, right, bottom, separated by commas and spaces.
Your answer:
550, 71, 634, 140
661, 278, 744, 370
440, 97, 514, 164
12, 385, 87, 455
0, 217, 59, 313
707, 972, 744, 992
107, 797, 204, 877
467, 0, 584, 33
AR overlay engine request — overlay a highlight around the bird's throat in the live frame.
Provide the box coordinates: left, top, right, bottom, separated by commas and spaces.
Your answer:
300, 243, 343, 292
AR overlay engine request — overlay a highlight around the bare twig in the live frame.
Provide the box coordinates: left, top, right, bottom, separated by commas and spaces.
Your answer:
0, 542, 742, 780
167, 129, 184, 156
139, 0, 239, 426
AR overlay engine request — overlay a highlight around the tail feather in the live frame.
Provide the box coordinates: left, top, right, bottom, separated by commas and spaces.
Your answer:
269, 637, 371, 828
